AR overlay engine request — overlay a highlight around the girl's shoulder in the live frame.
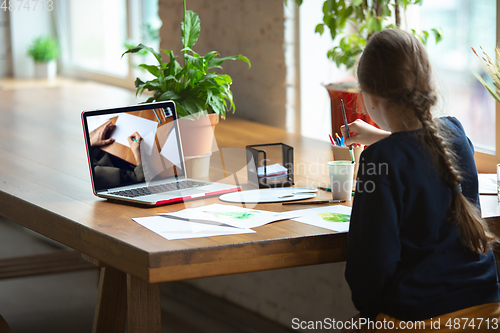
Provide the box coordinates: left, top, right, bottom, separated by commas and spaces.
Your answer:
437, 116, 474, 154
438, 116, 466, 134
359, 116, 474, 181
361, 128, 423, 164
363, 116, 469, 160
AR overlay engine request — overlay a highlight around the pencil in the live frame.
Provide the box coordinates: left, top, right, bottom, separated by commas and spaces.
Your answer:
317, 187, 355, 196
152, 109, 161, 123
329, 134, 336, 146
282, 199, 346, 205
335, 133, 342, 146
317, 186, 331, 192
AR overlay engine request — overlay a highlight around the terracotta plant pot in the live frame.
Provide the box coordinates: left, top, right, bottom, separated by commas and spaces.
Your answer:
178, 113, 219, 156
325, 81, 379, 134
178, 113, 219, 179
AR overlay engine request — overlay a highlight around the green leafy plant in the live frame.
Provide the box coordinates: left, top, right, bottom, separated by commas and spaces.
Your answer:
291, 0, 442, 69
27, 35, 60, 63
124, 23, 160, 57
122, 0, 251, 119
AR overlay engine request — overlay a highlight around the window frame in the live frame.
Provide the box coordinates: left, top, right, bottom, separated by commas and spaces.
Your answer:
56, 0, 140, 90
474, 0, 500, 173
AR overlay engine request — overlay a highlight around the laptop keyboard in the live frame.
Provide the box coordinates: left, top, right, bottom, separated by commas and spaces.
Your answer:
109, 180, 211, 198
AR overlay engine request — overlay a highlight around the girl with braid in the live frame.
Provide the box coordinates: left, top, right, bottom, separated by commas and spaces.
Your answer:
341, 29, 500, 332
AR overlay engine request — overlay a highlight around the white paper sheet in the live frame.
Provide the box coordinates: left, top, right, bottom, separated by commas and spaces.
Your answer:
141, 131, 163, 183
257, 163, 287, 178
87, 115, 111, 132
132, 215, 255, 240
159, 126, 182, 169
112, 113, 158, 155
287, 205, 352, 233
478, 173, 496, 195
159, 203, 296, 229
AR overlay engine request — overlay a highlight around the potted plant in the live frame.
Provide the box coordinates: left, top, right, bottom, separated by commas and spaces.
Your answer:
291, 0, 442, 132
27, 35, 60, 80
122, 0, 250, 178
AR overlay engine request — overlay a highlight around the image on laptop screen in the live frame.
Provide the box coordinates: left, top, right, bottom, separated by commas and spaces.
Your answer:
84, 104, 185, 192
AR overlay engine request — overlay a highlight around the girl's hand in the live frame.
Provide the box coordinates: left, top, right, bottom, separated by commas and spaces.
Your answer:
341, 119, 390, 146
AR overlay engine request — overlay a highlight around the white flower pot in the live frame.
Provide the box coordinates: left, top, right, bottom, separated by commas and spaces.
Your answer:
184, 152, 212, 180
34, 61, 57, 80
178, 113, 219, 180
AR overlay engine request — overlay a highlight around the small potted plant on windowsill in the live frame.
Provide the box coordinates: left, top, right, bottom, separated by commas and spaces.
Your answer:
291, 0, 442, 133
123, 0, 250, 178
27, 35, 60, 80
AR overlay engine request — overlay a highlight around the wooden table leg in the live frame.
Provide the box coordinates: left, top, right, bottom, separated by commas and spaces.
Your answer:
92, 267, 127, 333
127, 274, 161, 333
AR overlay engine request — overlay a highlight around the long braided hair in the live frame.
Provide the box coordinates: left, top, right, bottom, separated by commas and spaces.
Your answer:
357, 29, 498, 254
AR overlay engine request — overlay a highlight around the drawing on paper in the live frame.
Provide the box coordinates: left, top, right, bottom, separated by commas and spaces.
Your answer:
318, 212, 350, 223
203, 211, 258, 220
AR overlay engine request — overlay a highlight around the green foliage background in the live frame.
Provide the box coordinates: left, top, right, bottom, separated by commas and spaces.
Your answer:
27, 35, 60, 62
290, 0, 442, 69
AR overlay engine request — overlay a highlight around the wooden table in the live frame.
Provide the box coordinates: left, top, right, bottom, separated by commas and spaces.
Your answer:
1, 80, 499, 332
0, 80, 349, 332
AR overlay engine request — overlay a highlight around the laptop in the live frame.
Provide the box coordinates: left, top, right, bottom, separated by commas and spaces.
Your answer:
81, 101, 240, 206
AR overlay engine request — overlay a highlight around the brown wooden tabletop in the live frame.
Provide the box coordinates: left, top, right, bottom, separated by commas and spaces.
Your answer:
1, 79, 498, 332
0, 80, 350, 332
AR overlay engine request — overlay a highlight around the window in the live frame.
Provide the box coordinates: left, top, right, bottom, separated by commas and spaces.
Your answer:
298, 0, 351, 142
414, 0, 497, 171
295, 0, 499, 172
415, 0, 500, 172
56, 0, 160, 89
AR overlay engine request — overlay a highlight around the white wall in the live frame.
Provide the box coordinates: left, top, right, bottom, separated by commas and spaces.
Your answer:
9, 8, 54, 78
158, 0, 287, 129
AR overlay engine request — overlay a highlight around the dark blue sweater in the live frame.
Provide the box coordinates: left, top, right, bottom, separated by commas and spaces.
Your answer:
345, 117, 500, 321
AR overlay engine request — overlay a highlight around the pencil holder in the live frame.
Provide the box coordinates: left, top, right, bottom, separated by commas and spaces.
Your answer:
246, 143, 294, 188
331, 146, 364, 180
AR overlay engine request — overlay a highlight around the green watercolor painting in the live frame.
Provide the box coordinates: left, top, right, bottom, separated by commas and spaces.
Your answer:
204, 211, 257, 220
318, 212, 350, 223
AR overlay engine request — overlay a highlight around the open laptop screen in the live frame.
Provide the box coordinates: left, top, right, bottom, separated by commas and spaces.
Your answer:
82, 101, 185, 193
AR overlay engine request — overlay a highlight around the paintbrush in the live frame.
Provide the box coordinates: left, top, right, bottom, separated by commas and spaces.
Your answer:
340, 99, 355, 164
282, 199, 346, 205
